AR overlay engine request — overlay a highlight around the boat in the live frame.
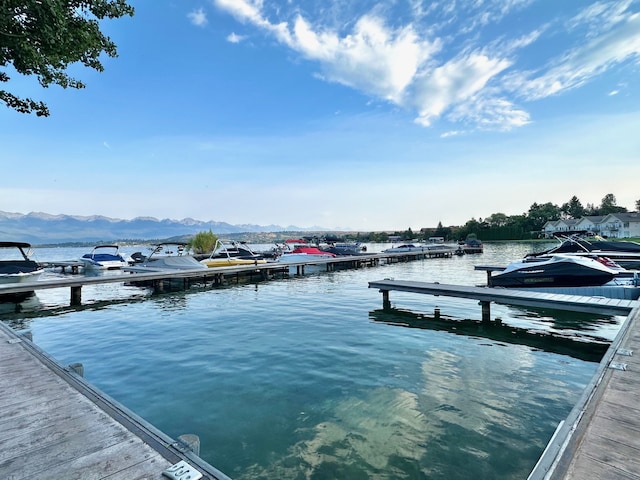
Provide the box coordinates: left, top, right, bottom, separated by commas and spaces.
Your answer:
527, 235, 640, 269
382, 244, 428, 253
322, 242, 367, 256
490, 254, 622, 288
124, 242, 207, 272
276, 246, 336, 263
457, 238, 484, 255
79, 245, 129, 270
0, 242, 44, 285
0, 242, 44, 300
200, 240, 267, 268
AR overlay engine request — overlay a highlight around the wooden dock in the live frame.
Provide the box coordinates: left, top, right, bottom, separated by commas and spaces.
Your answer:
367, 279, 640, 479
0, 250, 446, 307
528, 302, 640, 480
368, 279, 638, 317
0, 321, 231, 479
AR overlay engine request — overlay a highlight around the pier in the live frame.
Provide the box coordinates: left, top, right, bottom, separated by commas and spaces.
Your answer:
0, 321, 230, 479
368, 279, 638, 317
0, 250, 446, 307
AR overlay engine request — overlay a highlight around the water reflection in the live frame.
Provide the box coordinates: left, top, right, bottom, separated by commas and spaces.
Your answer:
370, 307, 609, 362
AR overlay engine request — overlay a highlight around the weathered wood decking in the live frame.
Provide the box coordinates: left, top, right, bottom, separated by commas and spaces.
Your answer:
529, 303, 640, 480
0, 321, 230, 479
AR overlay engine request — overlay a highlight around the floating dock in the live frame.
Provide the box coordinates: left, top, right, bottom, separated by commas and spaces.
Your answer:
0, 321, 231, 479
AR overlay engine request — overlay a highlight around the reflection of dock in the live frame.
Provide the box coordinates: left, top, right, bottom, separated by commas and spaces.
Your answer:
369, 308, 609, 362
0, 321, 230, 479
367, 279, 640, 480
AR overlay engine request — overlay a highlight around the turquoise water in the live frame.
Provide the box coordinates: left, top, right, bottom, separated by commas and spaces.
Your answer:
1, 242, 621, 479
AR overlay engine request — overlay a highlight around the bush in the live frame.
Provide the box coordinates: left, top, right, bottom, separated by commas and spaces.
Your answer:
189, 230, 218, 254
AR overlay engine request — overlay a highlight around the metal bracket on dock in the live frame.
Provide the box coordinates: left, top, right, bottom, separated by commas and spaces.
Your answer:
162, 460, 203, 480
609, 362, 628, 371
7, 338, 22, 344
616, 349, 633, 356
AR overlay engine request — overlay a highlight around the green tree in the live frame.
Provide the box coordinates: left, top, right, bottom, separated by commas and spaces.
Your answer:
189, 230, 218, 254
560, 196, 586, 218
599, 193, 627, 215
526, 202, 561, 232
1, 0, 134, 116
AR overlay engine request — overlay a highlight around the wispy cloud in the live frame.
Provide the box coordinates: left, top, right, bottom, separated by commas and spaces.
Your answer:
211, 0, 640, 130
227, 32, 246, 43
188, 8, 208, 27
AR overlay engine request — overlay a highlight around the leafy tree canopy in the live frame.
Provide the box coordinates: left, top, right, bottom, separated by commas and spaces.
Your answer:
189, 230, 218, 254
1, 0, 134, 116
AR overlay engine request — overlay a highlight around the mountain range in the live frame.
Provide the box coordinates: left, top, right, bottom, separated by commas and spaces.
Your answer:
0, 211, 326, 244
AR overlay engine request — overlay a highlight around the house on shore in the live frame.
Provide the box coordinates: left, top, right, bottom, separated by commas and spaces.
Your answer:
543, 212, 640, 238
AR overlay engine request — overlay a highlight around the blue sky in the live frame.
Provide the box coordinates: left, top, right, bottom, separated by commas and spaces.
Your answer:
2, 0, 639, 231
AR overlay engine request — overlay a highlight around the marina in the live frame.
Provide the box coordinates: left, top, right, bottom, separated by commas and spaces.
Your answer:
0, 242, 634, 478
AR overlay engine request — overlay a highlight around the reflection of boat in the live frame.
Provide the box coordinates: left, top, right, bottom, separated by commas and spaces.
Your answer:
491, 254, 620, 288
276, 246, 336, 263
200, 240, 267, 268
0, 242, 44, 301
124, 243, 207, 272
79, 245, 129, 270
528, 235, 640, 269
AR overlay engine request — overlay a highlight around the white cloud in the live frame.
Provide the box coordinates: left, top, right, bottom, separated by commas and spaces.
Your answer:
227, 32, 246, 43
512, 12, 640, 100
188, 8, 208, 27
211, 0, 640, 131
411, 53, 513, 127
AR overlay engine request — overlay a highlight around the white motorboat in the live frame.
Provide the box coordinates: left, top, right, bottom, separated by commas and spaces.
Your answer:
200, 240, 267, 268
79, 245, 129, 270
0, 242, 44, 285
382, 244, 427, 253
276, 246, 336, 263
124, 242, 207, 272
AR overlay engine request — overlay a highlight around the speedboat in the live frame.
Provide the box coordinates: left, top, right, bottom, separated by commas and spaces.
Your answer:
528, 235, 640, 269
200, 240, 267, 268
491, 254, 620, 288
124, 242, 207, 272
322, 242, 367, 256
276, 246, 336, 263
0, 242, 44, 284
382, 244, 427, 253
79, 245, 129, 270
0, 242, 44, 300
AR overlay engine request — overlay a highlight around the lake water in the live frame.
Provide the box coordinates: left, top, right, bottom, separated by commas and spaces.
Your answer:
0, 242, 625, 479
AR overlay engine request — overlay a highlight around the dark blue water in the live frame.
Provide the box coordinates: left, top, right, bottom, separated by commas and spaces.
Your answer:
1, 242, 621, 479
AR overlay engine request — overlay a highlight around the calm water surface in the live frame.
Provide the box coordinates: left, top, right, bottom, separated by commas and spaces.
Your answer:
1, 242, 623, 479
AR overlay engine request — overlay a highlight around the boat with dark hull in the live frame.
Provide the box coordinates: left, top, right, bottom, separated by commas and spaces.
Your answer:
491, 254, 620, 288
0, 242, 44, 300
528, 236, 640, 269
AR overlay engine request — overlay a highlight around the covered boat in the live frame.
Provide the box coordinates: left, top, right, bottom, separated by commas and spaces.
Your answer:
491, 254, 619, 288
200, 240, 267, 268
79, 245, 129, 270
124, 242, 206, 272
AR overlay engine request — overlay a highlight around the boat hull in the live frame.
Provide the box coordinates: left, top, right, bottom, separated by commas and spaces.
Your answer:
491, 262, 616, 288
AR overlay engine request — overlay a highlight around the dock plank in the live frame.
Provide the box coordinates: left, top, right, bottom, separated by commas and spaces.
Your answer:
0, 322, 230, 479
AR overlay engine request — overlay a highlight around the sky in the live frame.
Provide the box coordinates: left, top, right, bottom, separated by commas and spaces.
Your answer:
2, 0, 640, 231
